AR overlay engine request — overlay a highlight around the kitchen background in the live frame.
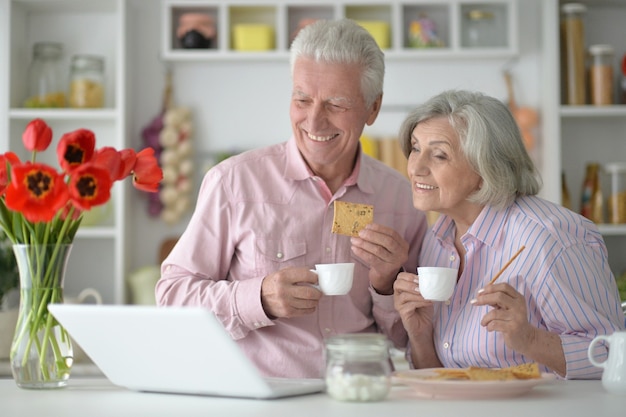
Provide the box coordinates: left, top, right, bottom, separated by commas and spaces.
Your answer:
1, 0, 625, 308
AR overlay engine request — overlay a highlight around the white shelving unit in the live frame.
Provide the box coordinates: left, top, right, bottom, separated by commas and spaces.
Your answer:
161, 0, 518, 61
0, 0, 129, 303
541, 0, 626, 276
11, 0, 626, 299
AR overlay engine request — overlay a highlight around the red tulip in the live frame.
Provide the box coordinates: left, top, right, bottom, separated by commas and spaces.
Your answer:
132, 148, 162, 193
0, 152, 20, 195
22, 118, 53, 152
93, 147, 121, 181
4, 163, 69, 223
67, 163, 113, 210
57, 129, 96, 173
118, 149, 137, 179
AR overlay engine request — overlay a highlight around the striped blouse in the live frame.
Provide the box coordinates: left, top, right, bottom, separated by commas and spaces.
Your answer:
419, 194, 625, 379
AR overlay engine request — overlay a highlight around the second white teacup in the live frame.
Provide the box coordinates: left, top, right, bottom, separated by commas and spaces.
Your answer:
417, 267, 458, 301
310, 263, 355, 295
588, 331, 626, 395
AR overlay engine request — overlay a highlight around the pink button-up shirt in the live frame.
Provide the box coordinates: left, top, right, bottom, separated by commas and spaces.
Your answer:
156, 138, 427, 378
420, 195, 625, 379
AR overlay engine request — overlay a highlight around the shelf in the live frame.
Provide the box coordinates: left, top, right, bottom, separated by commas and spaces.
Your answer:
8, 108, 118, 121
551, 0, 626, 277
1, 0, 128, 305
161, 0, 518, 62
597, 224, 626, 236
8, 1, 120, 110
161, 47, 517, 62
75, 227, 118, 239
10, 0, 117, 14
560, 106, 626, 118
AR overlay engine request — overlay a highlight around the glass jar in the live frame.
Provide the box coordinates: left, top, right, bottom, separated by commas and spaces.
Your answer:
69, 55, 105, 108
324, 333, 391, 402
560, 3, 587, 105
462, 9, 496, 48
589, 44, 614, 106
24, 42, 66, 108
604, 163, 626, 224
621, 54, 626, 105
580, 162, 604, 224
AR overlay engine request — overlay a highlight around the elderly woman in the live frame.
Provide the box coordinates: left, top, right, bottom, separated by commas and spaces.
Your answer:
393, 89, 625, 379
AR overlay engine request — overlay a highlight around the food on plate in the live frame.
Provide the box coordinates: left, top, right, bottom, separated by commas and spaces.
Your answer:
331, 201, 374, 237
428, 362, 541, 381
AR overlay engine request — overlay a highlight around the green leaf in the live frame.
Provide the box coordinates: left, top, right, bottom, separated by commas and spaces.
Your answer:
0, 201, 16, 242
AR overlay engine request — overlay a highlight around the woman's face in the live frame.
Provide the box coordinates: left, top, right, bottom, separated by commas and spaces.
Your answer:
407, 117, 482, 219
290, 58, 380, 178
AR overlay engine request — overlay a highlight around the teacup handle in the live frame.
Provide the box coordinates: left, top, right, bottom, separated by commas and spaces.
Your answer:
76, 288, 103, 305
588, 335, 611, 368
308, 270, 322, 291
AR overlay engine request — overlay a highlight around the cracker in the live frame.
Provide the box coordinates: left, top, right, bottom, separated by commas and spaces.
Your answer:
467, 367, 516, 381
331, 201, 374, 237
509, 362, 541, 379
429, 369, 470, 380
426, 363, 541, 382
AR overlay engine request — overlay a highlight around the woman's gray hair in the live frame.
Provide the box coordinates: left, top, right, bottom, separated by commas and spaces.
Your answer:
290, 19, 384, 108
398, 89, 541, 209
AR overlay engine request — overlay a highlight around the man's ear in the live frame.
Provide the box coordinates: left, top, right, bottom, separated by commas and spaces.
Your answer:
366, 94, 383, 126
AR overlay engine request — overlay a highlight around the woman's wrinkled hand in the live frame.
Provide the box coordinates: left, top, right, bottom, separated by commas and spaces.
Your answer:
471, 282, 537, 353
393, 271, 434, 334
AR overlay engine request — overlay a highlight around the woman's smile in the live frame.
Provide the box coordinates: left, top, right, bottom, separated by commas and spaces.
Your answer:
414, 182, 438, 191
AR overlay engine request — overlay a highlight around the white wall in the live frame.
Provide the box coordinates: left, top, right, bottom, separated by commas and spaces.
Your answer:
124, 0, 543, 274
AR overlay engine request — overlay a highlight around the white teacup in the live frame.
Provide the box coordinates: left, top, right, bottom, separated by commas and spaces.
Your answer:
588, 331, 626, 395
310, 263, 355, 295
417, 267, 458, 301
64, 288, 103, 305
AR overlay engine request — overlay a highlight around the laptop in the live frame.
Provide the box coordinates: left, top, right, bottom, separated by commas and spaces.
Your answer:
48, 304, 326, 399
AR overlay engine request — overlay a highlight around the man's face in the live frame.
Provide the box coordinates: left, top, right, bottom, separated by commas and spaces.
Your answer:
290, 58, 381, 177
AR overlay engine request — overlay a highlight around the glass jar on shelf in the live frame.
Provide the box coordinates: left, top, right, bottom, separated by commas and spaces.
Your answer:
589, 44, 614, 106
621, 54, 626, 105
69, 55, 105, 108
24, 42, 66, 108
324, 333, 392, 402
177, 12, 216, 49
560, 3, 587, 105
581, 162, 604, 224
604, 163, 626, 224
462, 9, 498, 48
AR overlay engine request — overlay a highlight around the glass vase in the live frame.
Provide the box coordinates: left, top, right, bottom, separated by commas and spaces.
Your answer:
10, 244, 73, 389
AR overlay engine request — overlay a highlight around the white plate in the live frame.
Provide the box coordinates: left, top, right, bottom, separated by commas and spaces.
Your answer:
392, 368, 556, 400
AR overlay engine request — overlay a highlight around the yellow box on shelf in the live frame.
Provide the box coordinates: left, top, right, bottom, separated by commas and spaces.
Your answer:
360, 134, 378, 159
232, 24, 275, 51
355, 21, 390, 49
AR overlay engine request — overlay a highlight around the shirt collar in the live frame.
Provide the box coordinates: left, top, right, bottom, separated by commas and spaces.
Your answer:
284, 137, 374, 194
431, 204, 510, 249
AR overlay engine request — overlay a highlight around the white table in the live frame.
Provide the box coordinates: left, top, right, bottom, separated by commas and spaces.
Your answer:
1, 377, 625, 417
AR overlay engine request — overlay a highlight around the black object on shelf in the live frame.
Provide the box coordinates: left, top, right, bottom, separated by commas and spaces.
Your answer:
177, 12, 216, 49
180, 30, 212, 49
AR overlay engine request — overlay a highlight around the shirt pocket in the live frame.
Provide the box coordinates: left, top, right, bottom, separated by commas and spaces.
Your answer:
255, 237, 307, 275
